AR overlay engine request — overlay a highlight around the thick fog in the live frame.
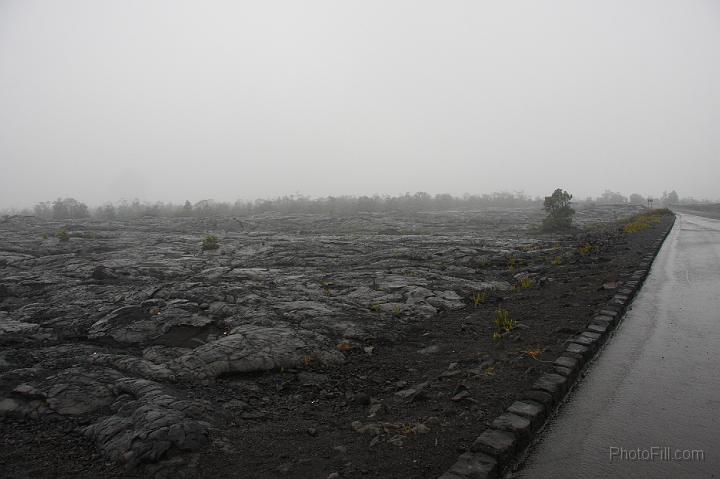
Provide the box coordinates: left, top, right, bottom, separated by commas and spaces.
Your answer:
1, 0, 718, 209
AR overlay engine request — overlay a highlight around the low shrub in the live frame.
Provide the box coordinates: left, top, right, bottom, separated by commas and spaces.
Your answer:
201, 234, 219, 250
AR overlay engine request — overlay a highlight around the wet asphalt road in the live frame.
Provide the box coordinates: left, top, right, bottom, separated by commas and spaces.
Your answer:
514, 214, 720, 479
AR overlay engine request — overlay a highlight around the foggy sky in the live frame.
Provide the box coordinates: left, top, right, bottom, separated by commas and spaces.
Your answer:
1, 0, 719, 209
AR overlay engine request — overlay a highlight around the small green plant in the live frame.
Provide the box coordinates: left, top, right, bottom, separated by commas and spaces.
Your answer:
552, 256, 562, 266
519, 277, 533, 289
201, 234, 219, 250
494, 308, 516, 332
320, 280, 333, 296
41, 233, 48, 240
491, 331, 503, 343
507, 257, 517, 272
392, 305, 402, 318
370, 303, 381, 313
56, 229, 69, 242
472, 291, 487, 307
476, 257, 490, 269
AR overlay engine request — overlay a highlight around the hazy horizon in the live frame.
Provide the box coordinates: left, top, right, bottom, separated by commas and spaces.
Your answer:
2, 0, 719, 209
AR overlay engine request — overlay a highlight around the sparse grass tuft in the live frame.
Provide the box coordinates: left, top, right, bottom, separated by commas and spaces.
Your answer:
552, 255, 562, 266
472, 291, 487, 307
320, 280, 333, 296
622, 209, 669, 234
56, 229, 69, 242
494, 308, 516, 332
392, 305, 402, 318
476, 258, 490, 269
623, 216, 659, 233
519, 276, 533, 289
201, 234, 219, 250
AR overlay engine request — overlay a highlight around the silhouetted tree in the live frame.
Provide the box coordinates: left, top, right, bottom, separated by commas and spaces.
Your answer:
33, 201, 52, 219
51, 198, 89, 219
629, 193, 645, 205
542, 189, 575, 231
598, 190, 627, 204
97, 204, 117, 220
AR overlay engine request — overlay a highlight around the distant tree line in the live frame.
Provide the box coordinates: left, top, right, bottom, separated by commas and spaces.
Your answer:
96, 192, 542, 219
580, 189, 687, 207
2, 190, 710, 220
32, 198, 90, 220
10, 192, 538, 220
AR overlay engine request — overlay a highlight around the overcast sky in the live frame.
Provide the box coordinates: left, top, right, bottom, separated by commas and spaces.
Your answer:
1, 0, 718, 208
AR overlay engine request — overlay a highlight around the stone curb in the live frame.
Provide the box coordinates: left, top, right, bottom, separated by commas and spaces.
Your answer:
439, 215, 676, 479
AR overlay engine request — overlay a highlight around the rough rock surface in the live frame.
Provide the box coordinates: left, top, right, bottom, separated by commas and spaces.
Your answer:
0, 205, 648, 476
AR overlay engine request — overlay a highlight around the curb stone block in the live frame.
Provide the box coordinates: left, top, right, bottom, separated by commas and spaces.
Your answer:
565, 342, 591, 360
554, 365, 574, 377
491, 413, 532, 439
564, 351, 585, 362
553, 356, 579, 371
440, 452, 498, 479
587, 322, 609, 334
521, 390, 553, 409
594, 314, 615, 325
471, 429, 517, 463
587, 317, 612, 333
506, 400, 545, 427
582, 330, 606, 345
609, 295, 628, 308
567, 334, 597, 351
530, 374, 568, 400
604, 302, 624, 314
580, 331, 602, 341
